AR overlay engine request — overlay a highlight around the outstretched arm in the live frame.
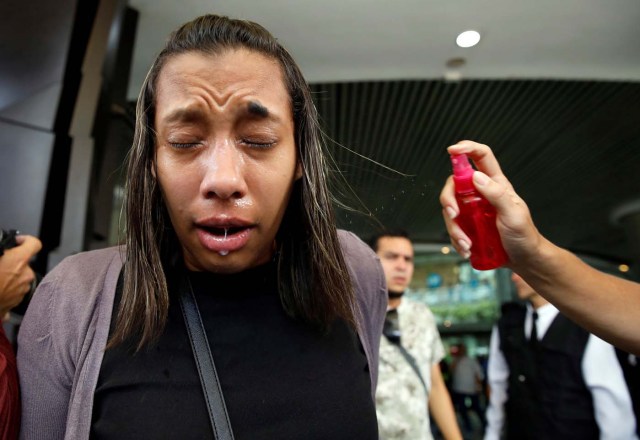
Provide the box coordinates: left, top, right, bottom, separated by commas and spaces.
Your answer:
429, 363, 463, 440
440, 141, 640, 354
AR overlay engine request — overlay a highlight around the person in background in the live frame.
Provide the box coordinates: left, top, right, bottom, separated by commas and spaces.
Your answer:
440, 140, 640, 355
616, 349, 640, 436
370, 230, 462, 440
451, 343, 486, 434
439, 357, 453, 391
0, 232, 41, 440
485, 272, 636, 439
17, 15, 386, 439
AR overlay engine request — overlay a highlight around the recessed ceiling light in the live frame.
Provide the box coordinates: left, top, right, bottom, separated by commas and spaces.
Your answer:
619, 264, 630, 273
456, 30, 481, 48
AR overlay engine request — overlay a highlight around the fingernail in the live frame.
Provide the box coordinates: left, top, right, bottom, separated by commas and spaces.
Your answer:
445, 206, 458, 219
473, 171, 490, 186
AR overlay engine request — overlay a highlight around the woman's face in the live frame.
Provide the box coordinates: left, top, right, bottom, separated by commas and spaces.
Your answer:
154, 48, 301, 273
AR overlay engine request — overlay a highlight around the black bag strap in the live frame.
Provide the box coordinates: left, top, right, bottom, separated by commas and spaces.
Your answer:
179, 275, 235, 440
383, 310, 429, 396
389, 337, 429, 396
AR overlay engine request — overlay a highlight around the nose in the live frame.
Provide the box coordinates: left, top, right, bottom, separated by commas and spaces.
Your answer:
200, 141, 248, 200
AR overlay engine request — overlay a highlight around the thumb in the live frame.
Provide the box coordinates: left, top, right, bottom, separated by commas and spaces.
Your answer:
472, 171, 511, 212
14, 235, 42, 259
472, 170, 537, 248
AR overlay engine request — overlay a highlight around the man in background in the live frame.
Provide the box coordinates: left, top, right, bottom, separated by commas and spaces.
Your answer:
451, 343, 486, 434
485, 272, 637, 439
371, 230, 462, 440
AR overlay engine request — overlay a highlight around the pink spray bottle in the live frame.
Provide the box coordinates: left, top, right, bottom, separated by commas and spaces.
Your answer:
450, 153, 508, 270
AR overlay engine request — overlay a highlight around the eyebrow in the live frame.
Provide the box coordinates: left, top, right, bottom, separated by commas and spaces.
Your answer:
246, 100, 270, 118
161, 100, 280, 126
162, 107, 207, 125
382, 251, 413, 260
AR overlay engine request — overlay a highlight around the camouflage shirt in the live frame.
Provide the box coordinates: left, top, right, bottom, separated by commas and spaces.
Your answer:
376, 299, 445, 440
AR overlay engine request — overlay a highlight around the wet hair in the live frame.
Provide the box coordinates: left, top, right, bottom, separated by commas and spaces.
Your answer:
111, 15, 357, 350
367, 229, 411, 253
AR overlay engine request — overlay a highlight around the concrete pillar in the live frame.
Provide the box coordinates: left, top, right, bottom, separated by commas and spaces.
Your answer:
48, 0, 124, 270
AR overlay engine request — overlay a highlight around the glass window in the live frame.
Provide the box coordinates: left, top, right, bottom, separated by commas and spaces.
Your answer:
405, 245, 507, 331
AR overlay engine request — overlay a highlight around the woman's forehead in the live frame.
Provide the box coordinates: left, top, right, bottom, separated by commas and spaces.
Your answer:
154, 50, 291, 121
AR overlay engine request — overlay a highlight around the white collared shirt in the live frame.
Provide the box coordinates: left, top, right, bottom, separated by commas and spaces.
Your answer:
484, 302, 637, 440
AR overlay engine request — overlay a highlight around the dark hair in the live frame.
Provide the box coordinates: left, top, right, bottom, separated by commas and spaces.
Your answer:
367, 229, 411, 252
112, 15, 357, 350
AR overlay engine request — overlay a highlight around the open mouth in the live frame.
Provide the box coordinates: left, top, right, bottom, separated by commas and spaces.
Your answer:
195, 223, 253, 254
202, 226, 247, 237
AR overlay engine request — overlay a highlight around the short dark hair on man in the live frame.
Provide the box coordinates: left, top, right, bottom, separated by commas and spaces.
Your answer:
368, 229, 411, 252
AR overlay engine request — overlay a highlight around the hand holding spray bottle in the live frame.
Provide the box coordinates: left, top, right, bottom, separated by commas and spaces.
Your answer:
450, 154, 508, 270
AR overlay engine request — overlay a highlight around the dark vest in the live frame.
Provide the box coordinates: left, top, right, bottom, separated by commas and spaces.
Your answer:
498, 302, 599, 440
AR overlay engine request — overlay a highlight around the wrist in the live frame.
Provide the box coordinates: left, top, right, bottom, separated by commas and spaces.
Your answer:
510, 235, 566, 283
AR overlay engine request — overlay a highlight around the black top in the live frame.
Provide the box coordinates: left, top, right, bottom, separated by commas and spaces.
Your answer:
91, 262, 378, 440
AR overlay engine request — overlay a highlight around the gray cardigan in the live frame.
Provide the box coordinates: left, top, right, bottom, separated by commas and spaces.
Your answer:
17, 230, 387, 439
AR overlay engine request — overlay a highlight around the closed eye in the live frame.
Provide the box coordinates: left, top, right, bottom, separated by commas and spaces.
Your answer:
242, 139, 276, 149
169, 142, 200, 149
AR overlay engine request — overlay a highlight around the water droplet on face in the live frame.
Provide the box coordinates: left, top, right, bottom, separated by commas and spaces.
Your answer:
219, 250, 229, 256
234, 199, 253, 208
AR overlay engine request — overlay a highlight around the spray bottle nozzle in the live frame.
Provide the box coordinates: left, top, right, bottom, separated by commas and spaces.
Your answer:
450, 153, 475, 193
451, 153, 473, 175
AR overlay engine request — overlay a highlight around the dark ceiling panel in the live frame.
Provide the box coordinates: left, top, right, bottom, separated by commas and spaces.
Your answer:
311, 79, 640, 263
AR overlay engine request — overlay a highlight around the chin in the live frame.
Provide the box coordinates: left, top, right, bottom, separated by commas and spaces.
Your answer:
205, 250, 272, 274
205, 258, 254, 274
388, 289, 405, 298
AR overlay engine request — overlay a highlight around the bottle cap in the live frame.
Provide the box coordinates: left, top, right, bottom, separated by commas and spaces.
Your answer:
451, 154, 475, 193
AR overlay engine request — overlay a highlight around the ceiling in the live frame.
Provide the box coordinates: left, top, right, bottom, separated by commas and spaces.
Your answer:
125, 0, 640, 264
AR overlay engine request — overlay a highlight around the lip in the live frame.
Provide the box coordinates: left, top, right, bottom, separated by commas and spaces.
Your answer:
195, 217, 255, 254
